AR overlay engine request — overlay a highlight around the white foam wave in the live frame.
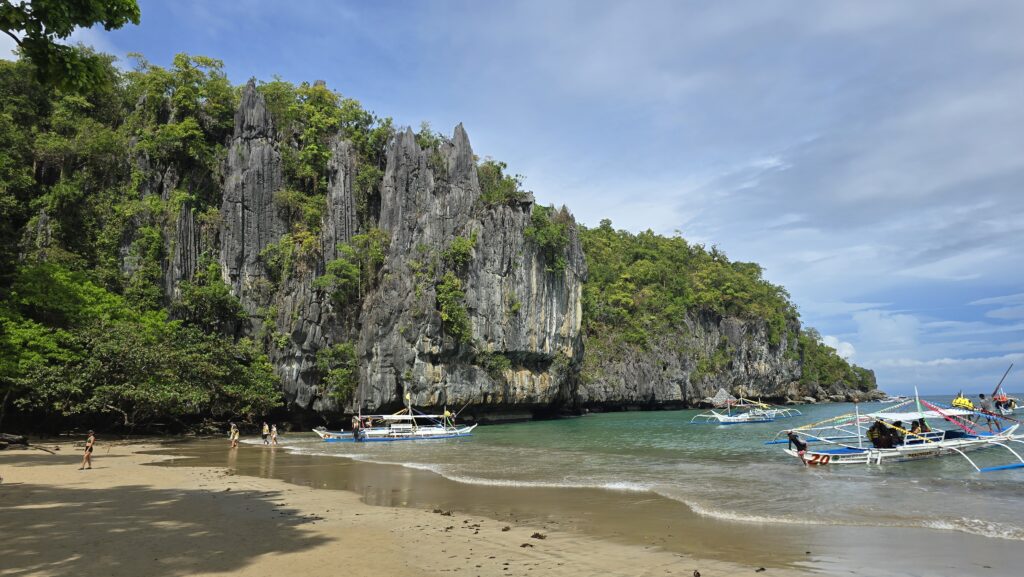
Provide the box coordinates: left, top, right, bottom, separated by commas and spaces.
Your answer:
331, 452, 653, 492
679, 499, 1024, 541
679, 499, 828, 526
403, 468, 652, 493
923, 518, 1024, 542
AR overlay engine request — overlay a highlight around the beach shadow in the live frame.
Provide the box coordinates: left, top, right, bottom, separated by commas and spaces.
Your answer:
0, 482, 331, 577
2, 453, 89, 467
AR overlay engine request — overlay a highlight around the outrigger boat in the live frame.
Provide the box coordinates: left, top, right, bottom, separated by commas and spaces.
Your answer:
313, 380, 476, 442
771, 393, 1024, 472
313, 408, 477, 442
691, 390, 802, 425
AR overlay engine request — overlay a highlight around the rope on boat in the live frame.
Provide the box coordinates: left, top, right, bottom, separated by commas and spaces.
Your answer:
792, 411, 858, 431
792, 399, 914, 433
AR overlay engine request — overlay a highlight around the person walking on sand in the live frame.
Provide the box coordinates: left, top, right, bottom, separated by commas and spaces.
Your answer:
229, 422, 240, 448
79, 430, 95, 470
261, 421, 270, 445
271, 424, 279, 445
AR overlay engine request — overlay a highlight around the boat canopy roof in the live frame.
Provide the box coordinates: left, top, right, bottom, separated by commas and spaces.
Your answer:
361, 413, 447, 421
865, 408, 974, 421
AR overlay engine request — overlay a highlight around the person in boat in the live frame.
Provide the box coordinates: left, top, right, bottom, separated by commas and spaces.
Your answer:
786, 431, 808, 464
891, 421, 905, 445
867, 421, 887, 448
994, 393, 1009, 411
908, 419, 930, 443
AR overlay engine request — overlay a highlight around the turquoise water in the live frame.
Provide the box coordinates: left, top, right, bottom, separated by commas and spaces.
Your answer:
268, 400, 1024, 543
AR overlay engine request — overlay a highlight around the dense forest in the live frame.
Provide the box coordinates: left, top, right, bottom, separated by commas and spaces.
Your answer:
0, 48, 874, 432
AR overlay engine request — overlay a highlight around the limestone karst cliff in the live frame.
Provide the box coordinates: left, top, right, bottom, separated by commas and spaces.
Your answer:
213, 83, 587, 420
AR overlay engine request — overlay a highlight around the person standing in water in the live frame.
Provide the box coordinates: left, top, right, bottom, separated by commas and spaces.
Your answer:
261, 422, 270, 445
270, 424, 279, 445
787, 431, 808, 465
229, 423, 240, 448
78, 430, 95, 470
978, 394, 998, 430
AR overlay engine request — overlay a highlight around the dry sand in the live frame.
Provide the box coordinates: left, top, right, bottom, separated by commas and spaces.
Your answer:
0, 441, 811, 577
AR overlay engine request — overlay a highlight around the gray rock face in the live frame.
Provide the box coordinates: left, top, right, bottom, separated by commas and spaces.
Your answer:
267, 276, 346, 415
580, 313, 801, 406
580, 313, 877, 405
322, 137, 358, 261
357, 125, 586, 413
220, 80, 286, 301
164, 203, 199, 299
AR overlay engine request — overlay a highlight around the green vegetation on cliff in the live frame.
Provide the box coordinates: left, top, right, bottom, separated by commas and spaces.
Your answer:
579, 219, 875, 392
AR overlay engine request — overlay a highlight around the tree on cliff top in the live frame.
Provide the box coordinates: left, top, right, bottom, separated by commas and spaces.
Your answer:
1, 0, 140, 91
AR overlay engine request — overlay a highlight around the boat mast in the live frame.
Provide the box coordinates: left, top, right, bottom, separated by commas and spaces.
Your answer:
914, 386, 923, 422
357, 355, 364, 421
855, 403, 862, 448
991, 363, 1014, 397
404, 381, 413, 428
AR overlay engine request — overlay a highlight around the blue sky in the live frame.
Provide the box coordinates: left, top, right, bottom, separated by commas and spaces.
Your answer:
4, 1, 1023, 394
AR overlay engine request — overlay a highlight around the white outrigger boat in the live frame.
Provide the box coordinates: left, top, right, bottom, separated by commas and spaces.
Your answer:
771, 395, 1024, 472
691, 391, 802, 425
313, 408, 477, 443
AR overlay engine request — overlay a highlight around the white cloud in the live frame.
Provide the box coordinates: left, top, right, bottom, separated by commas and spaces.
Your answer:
852, 310, 919, 349
822, 335, 856, 359
969, 293, 1024, 320
970, 292, 1024, 306
986, 306, 1024, 320
0, 31, 18, 60
68, 26, 121, 58
876, 354, 1023, 369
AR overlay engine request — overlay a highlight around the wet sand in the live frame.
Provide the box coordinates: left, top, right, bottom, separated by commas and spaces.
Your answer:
158, 438, 1021, 577
1, 440, 807, 577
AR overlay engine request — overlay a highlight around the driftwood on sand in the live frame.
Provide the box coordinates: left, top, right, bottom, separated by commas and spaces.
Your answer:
0, 432, 56, 454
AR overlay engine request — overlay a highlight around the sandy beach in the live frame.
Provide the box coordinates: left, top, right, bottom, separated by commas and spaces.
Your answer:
0, 441, 810, 577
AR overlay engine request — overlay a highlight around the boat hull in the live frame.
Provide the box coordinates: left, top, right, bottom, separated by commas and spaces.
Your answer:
313, 424, 477, 443
784, 436, 1012, 466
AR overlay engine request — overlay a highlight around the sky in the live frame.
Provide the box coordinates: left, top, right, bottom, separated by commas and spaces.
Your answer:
4, 1, 1023, 394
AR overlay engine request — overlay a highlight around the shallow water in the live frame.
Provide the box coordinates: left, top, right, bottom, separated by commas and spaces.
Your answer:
288, 401, 1024, 538
160, 400, 1024, 576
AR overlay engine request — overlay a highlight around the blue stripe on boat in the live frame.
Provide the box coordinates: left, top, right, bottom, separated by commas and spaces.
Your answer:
813, 447, 869, 455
